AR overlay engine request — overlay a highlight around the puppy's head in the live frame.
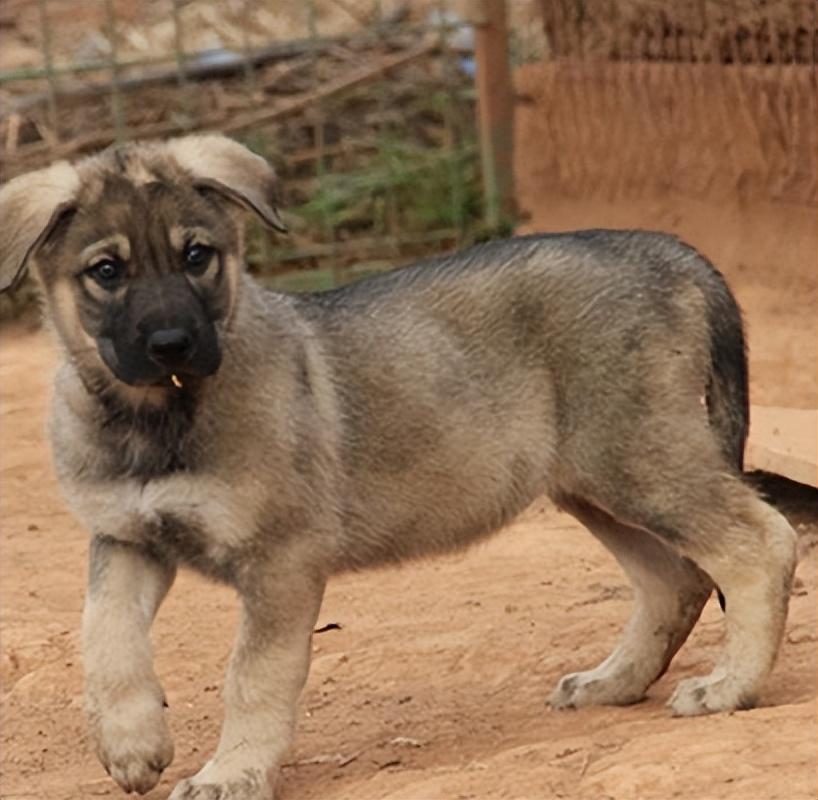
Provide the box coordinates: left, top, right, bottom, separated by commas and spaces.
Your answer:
0, 135, 285, 395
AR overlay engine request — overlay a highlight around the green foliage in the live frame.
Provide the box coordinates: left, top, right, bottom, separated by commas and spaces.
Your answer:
293, 135, 481, 238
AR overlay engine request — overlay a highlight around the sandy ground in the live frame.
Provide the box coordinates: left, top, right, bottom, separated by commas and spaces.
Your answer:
2, 218, 817, 800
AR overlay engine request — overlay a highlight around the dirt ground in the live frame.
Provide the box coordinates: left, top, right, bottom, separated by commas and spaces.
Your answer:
2, 95, 818, 800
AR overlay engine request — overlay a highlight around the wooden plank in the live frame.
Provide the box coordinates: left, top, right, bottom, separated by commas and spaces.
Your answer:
269, 229, 459, 263
3, 39, 336, 100
474, 0, 515, 228
746, 406, 817, 488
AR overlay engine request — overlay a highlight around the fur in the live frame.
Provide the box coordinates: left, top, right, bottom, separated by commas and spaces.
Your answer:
0, 136, 797, 800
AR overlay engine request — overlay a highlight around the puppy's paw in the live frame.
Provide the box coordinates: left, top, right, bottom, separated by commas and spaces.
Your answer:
668, 675, 757, 716
169, 767, 271, 800
89, 691, 174, 794
549, 669, 647, 709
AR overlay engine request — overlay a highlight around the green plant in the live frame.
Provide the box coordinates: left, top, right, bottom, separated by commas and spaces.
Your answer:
293, 134, 481, 238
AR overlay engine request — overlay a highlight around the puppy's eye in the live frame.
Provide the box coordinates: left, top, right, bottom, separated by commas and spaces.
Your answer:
85, 259, 126, 290
183, 244, 215, 276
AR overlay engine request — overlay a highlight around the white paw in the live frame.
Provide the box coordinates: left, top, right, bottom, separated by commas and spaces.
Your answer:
669, 675, 757, 716
89, 691, 173, 794
550, 668, 647, 709
169, 766, 271, 800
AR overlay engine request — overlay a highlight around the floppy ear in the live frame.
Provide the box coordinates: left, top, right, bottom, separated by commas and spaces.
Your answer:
163, 135, 288, 233
0, 161, 80, 292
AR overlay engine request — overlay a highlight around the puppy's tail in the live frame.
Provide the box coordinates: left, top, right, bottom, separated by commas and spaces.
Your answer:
703, 270, 749, 473
701, 265, 749, 616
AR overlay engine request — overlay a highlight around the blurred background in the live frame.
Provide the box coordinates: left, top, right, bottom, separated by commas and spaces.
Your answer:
0, 0, 815, 405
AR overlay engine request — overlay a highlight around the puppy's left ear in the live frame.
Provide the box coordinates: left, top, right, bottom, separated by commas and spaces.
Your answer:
164, 135, 288, 233
0, 161, 80, 292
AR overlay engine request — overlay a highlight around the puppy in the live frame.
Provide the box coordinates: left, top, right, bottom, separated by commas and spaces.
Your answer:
0, 135, 796, 799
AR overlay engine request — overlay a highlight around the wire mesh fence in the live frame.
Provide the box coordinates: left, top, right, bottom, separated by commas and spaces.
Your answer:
514, 0, 817, 208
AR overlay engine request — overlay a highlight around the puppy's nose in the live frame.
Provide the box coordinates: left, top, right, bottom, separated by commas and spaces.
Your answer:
147, 328, 193, 365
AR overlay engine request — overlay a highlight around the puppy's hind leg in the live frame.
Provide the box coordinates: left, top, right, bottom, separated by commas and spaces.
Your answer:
550, 499, 713, 709
667, 489, 797, 715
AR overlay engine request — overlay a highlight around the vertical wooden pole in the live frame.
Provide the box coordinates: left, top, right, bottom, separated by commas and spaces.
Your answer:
474, 0, 515, 230
104, 0, 125, 144
172, 0, 193, 128
241, 0, 257, 95
36, 0, 60, 143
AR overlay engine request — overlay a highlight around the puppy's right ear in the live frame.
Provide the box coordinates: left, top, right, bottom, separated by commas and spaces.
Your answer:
0, 162, 80, 292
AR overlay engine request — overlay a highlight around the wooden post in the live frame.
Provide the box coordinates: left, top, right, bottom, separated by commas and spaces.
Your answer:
474, 0, 515, 230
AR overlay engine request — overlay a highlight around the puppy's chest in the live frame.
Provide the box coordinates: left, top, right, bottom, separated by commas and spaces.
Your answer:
114, 471, 261, 582
140, 507, 240, 583
73, 432, 261, 581
112, 426, 191, 478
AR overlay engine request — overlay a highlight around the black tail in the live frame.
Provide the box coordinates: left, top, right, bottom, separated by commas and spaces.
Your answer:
703, 272, 750, 472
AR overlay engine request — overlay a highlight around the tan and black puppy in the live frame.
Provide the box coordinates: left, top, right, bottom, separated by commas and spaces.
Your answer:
0, 136, 797, 799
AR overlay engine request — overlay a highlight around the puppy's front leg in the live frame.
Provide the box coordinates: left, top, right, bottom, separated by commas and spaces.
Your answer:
170, 565, 325, 800
83, 535, 176, 794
